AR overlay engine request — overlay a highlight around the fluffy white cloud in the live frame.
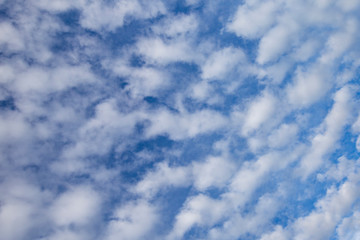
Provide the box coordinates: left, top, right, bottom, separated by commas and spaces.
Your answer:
135, 154, 236, 198
0, 179, 50, 240
136, 37, 195, 65
52, 99, 139, 174
351, 108, 360, 151
193, 156, 236, 191
45, 229, 89, 240
260, 226, 288, 240
102, 58, 170, 97
152, 14, 198, 37
13, 64, 96, 94
105, 200, 158, 240
208, 193, 282, 240
268, 123, 298, 148
352, 113, 360, 133
168, 194, 228, 239
337, 0, 360, 12
227, 153, 278, 207
189, 80, 213, 101
146, 109, 228, 140
134, 161, 191, 198
337, 211, 360, 240
1, 0, 360, 239
286, 66, 330, 107
318, 156, 360, 182
0, 111, 29, 144
201, 47, 246, 80
31, 0, 78, 12
0, 22, 24, 51
81, 0, 166, 32
297, 85, 355, 178
257, 20, 299, 64
126, 67, 169, 97
319, 18, 357, 64
293, 179, 360, 240
227, 1, 278, 39
50, 186, 101, 227
242, 91, 278, 136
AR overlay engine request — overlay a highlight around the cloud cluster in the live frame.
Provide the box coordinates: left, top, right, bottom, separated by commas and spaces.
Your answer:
0, 0, 360, 239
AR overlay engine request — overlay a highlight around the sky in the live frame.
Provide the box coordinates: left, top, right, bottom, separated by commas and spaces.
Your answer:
0, 0, 360, 239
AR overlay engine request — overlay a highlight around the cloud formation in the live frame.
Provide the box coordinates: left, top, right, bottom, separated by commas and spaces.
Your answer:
0, 0, 360, 239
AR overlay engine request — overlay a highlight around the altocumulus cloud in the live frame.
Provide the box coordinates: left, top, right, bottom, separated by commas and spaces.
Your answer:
0, 0, 360, 239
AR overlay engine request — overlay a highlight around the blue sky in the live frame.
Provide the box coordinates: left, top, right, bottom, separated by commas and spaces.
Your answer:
0, 0, 360, 239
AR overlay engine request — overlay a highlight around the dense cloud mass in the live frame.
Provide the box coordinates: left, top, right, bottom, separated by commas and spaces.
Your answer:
0, 0, 360, 239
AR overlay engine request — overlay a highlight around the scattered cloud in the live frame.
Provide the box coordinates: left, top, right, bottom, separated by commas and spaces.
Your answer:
1, 0, 360, 239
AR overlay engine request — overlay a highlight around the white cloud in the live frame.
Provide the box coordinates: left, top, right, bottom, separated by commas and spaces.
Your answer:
80, 0, 166, 32
260, 226, 288, 240
227, 1, 279, 39
134, 161, 191, 199
46, 229, 88, 240
268, 123, 298, 148
0, 111, 29, 144
193, 156, 236, 191
337, 211, 360, 240
286, 66, 330, 107
208, 193, 282, 240
146, 109, 227, 140
224, 146, 305, 215
242, 91, 278, 136
201, 47, 246, 80
11, 64, 96, 95
0, 64, 16, 84
152, 14, 198, 37
319, 18, 357, 64
135, 154, 236, 198
0, 200, 36, 240
102, 58, 170, 96
50, 186, 101, 226
0, 22, 24, 51
80, 1, 139, 31
136, 37, 195, 65
262, 59, 292, 84
31, 0, 77, 12
292, 39, 320, 62
0, 179, 50, 240
257, 22, 298, 64
352, 113, 360, 133
228, 153, 276, 205
293, 179, 360, 240
105, 200, 158, 240
1, 0, 360, 239
297, 85, 355, 178
168, 194, 228, 239
190, 80, 212, 100
318, 156, 360, 182
337, 0, 360, 12
53, 99, 139, 174
127, 67, 169, 97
